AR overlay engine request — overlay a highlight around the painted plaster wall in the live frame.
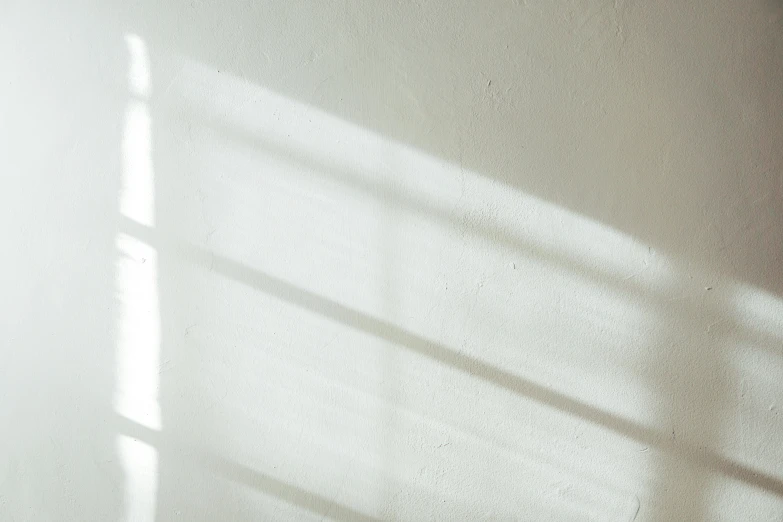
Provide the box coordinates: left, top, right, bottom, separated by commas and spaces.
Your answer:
1, 0, 782, 520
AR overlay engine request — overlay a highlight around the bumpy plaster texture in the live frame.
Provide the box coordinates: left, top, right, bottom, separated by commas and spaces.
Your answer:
1, 0, 782, 520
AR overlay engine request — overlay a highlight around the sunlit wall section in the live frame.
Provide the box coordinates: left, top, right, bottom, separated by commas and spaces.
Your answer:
143, 57, 783, 520
114, 33, 160, 522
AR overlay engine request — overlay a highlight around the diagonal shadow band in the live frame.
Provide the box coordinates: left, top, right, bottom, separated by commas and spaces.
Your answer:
183, 109, 780, 352
121, 217, 783, 497
115, 415, 381, 522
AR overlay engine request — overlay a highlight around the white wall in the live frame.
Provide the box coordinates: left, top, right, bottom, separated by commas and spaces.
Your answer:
2, 1, 782, 520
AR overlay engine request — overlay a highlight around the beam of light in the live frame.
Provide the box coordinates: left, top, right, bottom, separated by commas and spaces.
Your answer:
120, 34, 154, 227
115, 234, 160, 430
115, 32, 159, 522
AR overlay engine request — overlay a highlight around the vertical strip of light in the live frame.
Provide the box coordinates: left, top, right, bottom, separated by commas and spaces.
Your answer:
115, 33, 160, 522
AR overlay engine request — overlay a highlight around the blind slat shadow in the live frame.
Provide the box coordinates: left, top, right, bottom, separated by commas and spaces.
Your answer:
115, 415, 381, 522
121, 216, 783, 498
184, 109, 781, 353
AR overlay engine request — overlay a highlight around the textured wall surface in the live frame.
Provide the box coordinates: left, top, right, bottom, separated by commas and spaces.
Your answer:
2, 1, 782, 520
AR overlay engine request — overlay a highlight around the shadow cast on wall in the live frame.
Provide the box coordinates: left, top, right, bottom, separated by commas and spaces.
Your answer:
2, 0, 782, 521
133, 1, 783, 515
140, 50, 781, 519
132, 0, 783, 296
123, 216, 783, 499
